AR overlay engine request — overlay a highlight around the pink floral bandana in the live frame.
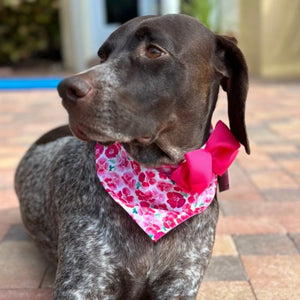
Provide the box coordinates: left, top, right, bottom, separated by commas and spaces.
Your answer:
95, 121, 240, 241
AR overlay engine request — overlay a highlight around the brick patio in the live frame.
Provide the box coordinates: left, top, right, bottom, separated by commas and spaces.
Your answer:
0, 79, 299, 299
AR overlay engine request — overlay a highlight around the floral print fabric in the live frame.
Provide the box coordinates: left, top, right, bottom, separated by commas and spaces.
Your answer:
95, 142, 217, 241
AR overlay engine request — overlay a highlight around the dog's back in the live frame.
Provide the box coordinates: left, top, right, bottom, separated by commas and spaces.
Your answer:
15, 131, 77, 260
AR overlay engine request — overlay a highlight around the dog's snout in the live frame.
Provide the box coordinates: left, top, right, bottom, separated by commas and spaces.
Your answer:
58, 77, 92, 103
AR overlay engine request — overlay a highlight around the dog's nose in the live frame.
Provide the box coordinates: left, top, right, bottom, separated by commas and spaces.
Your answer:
58, 77, 92, 103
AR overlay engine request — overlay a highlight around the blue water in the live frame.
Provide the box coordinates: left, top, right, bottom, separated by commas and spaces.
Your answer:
0, 77, 62, 90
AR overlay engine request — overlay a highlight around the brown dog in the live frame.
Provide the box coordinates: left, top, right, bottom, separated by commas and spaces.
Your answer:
15, 14, 249, 299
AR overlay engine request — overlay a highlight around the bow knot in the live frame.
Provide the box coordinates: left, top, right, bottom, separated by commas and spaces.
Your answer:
171, 121, 240, 194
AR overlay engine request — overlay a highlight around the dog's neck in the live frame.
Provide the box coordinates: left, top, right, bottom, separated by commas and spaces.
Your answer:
123, 122, 212, 168
122, 142, 174, 167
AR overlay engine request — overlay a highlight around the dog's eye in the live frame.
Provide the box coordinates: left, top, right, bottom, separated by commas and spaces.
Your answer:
146, 45, 164, 59
98, 51, 107, 63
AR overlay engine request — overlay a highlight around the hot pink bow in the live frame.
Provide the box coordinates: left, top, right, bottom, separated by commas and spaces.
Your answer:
171, 121, 240, 194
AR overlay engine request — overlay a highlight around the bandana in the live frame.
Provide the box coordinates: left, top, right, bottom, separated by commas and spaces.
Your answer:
95, 121, 240, 241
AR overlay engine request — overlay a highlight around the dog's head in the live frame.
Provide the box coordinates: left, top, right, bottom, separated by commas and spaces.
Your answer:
58, 14, 250, 166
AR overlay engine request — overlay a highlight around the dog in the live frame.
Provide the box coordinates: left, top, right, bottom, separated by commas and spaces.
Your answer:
15, 14, 249, 300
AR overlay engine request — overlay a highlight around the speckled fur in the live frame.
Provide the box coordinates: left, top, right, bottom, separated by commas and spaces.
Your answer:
15, 14, 249, 300
15, 138, 218, 299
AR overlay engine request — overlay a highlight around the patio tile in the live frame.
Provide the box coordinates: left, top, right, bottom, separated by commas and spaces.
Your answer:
220, 199, 300, 217
290, 233, 300, 251
2, 224, 30, 242
242, 255, 300, 300
260, 143, 299, 155
203, 256, 248, 281
0, 189, 19, 209
40, 265, 55, 289
279, 215, 300, 233
197, 281, 255, 300
218, 163, 261, 202
216, 216, 286, 235
236, 151, 279, 173
0, 241, 48, 289
0, 157, 19, 169
0, 208, 21, 225
271, 152, 300, 160
0, 289, 52, 300
246, 125, 279, 144
233, 234, 298, 255
270, 119, 300, 141
249, 170, 298, 189
261, 188, 300, 202
212, 235, 237, 256
0, 170, 15, 189
0, 225, 9, 242
219, 189, 264, 203
279, 159, 300, 176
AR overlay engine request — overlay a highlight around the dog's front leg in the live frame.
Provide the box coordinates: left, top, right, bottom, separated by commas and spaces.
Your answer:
52, 215, 120, 300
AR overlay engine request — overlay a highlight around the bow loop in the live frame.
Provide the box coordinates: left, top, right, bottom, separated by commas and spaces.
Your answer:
206, 121, 240, 175
171, 121, 240, 194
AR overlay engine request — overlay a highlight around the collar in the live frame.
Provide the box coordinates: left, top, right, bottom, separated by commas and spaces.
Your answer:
95, 121, 240, 241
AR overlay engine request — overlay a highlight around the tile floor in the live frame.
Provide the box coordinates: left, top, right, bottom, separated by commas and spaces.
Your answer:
0, 79, 299, 299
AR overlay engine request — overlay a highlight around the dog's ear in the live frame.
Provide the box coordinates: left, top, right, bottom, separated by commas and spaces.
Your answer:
212, 35, 250, 154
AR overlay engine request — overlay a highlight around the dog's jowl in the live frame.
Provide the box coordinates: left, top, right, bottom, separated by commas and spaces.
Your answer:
15, 14, 249, 300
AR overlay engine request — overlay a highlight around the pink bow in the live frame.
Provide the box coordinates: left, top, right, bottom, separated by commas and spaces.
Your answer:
171, 121, 240, 194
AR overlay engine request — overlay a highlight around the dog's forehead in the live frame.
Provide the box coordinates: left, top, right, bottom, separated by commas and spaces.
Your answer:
137, 15, 212, 37
104, 14, 214, 53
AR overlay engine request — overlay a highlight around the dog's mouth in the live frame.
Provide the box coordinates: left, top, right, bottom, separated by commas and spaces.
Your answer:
70, 121, 156, 146
69, 115, 181, 166
71, 123, 90, 142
